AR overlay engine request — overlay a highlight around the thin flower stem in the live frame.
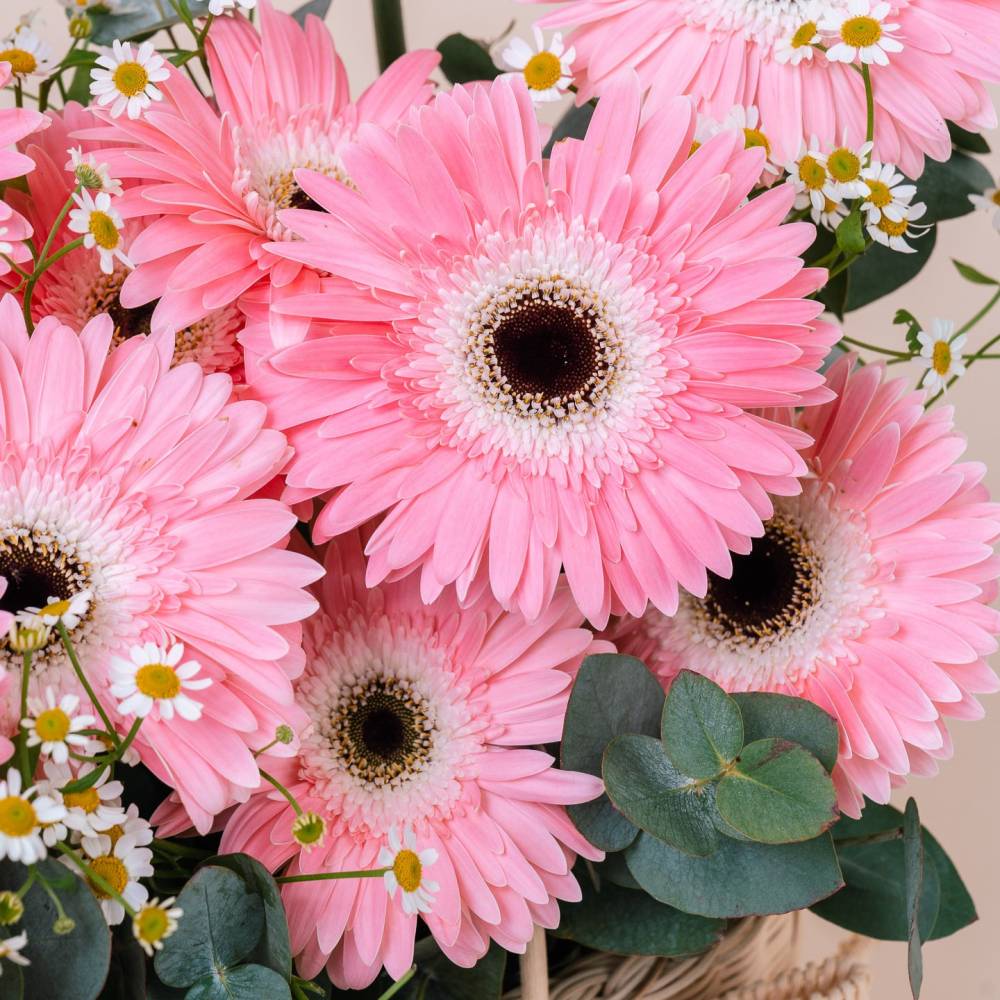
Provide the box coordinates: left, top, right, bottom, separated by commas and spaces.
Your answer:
372, 0, 407, 72
839, 335, 911, 359
56, 622, 120, 747
33, 867, 72, 924
377, 967, 417, 1000
0, 256, 30, 281
275, 868, 389, 885
258, 767, 304, 817
16, 652, 32, 784
22, 188, 80, 331
56, 843, 136, 919
862, 64, 875, 151
15, 868, 35, 900
957, 288, 1000, 336
113, 717, 143, 763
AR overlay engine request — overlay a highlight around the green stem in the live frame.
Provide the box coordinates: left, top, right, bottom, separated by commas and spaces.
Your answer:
826, 251, 865, 283
56, 622, 119, 747
22, 189, 80, 331
112, 717, 143, 763
1, 255, 31, 281
16, 652, 32, 785
258, 767, 303, 817
16, 868, 35, 900
372, 0, 406, 72
839, 335, 911, 359
276, 868, 388, 885
957, 288, 1000, 336
13, 81, 22, 109
56, 843, 136, 918
33, 868, 72, 924
861, 64, 875, 152
377, 967, 417, 1000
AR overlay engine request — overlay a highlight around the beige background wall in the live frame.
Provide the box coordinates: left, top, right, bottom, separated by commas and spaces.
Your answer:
8, 2, 999, 996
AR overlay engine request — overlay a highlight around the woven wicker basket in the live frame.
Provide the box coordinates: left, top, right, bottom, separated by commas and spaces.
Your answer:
506, 916, 872, 1000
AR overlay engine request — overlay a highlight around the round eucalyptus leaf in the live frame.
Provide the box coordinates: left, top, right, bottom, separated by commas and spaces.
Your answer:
661, 671, 743, 779
185, 964, 291, 1000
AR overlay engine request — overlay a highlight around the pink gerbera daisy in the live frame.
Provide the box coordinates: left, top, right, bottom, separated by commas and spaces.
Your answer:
0, 296, 323, 832
609, 355, 1000, 817
221, 530, 605, 989
526, 0, 1000, 178
256, 74, 835, 627
4, 103, 243, 375
85, 0, 440, 336
0, 62, 49, 276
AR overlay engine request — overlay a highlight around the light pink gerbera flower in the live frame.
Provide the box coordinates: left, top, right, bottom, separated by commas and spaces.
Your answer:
609, 355, 1000, 817
4, 103, 244, 376
221, 530, 605, 989
256, 74, 835, 627
0, 296, 323, 832
85, 0, 439, 336
0, 62, 49, 275
525, 0, 1000, 178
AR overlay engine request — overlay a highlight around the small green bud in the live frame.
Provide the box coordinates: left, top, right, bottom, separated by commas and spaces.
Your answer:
53, 915, 76, 935
275, 724, 294, 745
291, 812, 326, 850
68, 15, 93, 40
0, 892, 24, 926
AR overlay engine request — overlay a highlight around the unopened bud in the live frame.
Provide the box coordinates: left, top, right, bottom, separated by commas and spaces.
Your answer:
68, 14, 93, 39
0, 891, 23, 926
6, 622, 51, 654
53, 915, 76, 935
274, 724, 294, 745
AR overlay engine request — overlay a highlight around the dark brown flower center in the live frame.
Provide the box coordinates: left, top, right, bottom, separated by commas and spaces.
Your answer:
0, 532, 88, 620
107, 293, 156, 342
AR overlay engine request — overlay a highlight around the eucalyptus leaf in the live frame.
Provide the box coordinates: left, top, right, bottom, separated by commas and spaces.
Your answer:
84, 1, 212, 45
436, 34, 501, 85
154, 866, 264, 988
953, 259, 998, 285
420, 942, 506, 1000
948, 121, 991, 154
716, 739, 838, 844
844, 226, 937, 311
562, 654, 664, 851
543, 104, 595, 157
661, 671, 742, 780
626, 830, 843, 918
904, 799, 924, 999
917, 148, 993, 222
185, 964, 291, 1000
731, 693, 839, 772
552, 864, 726, 957
0, 859, 110, 1000
291, 0, 333, 25
603, 734, 719, 856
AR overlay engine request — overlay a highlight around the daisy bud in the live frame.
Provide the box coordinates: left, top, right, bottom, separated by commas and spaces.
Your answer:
291, 812, 325, 850
53, 916, 76, 935
274, 724, 294, 745
69, 15, 93, 40
6, 622, 51, 654
0, 892, 23, 926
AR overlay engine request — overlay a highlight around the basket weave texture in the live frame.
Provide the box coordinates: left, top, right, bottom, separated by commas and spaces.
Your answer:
505, 915, 872, 1000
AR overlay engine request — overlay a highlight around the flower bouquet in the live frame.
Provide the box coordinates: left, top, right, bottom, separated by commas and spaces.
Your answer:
0, 0, 997, 998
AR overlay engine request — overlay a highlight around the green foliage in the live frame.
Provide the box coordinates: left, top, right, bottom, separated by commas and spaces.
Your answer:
903, 800, 925, 999
291, 0, 333, 25
811, 801, 975, 943
543, 104, 595, 156
835, 209, 866, 255
953, 259, 998, 285
894, 309, 924, 354
918, 150, 993, 224
78, 0, 213, 45
661, 671, 743, 780
562, 654, 664, 851
436, 34, 501, 85
186, 965, 291, 1000
0, 859, 110, 1000
552, 863, 726, 956
730, 693, 839, 773
625, 831, 843, 918
948, 121, 991, 154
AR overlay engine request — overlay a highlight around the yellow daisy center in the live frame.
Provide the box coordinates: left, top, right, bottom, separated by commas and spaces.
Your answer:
878, 215, 908, 237
88, 855, 128, 898
841, 16, 883, 47
0, 48, 37, 76
932, 340, 952, 375
106, 823, 125, 846
63, 788, 100, 814
88, 211, 121, 251
38, 598, 72, 619
688, 140, 702, 158
34, 707, 71, 742
392, 850, 423, 893
136, 905, 170, 943
135, 663, 181, 700
865, 179, 892, 208
113, 61, 149, 98
799, 155, 827, 190
792, 21, 818, 48
991, 190, 1000, 207
743, 128, 771, 156
0, 797, 37, 837
823, 197, 840, 214
827, 148, 862, 183
523, 51, 562, 92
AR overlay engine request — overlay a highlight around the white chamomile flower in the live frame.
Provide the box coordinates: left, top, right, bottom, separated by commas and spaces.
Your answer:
76, 832, 153, 925
0, 771, 65, 864
866, 200, 930, 253
18, 589, 91, 631
721, 105, 781, 178
969, 179, 1000, 233
90, 39, 168, 120
0, 932, 29, 971
22, 688, 96, 765
133, 897, 182, 956
67, 148, 123, 197
501, 26, 575, 104
42, 760, 126, 839
860, 161, 916, 224
208, 0, 258, 15
0, 26, 55, 80
821, 0, 903, 67
774, 8, 823, 65
785, 137, 831, 212
110, 642, 211, 721
812, 194, 849, 231
918, 319, 966, 393
82, 803, 152, 860
824, 139, 875, 200
68, 190, 131, 276
378, 827, 439, 916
